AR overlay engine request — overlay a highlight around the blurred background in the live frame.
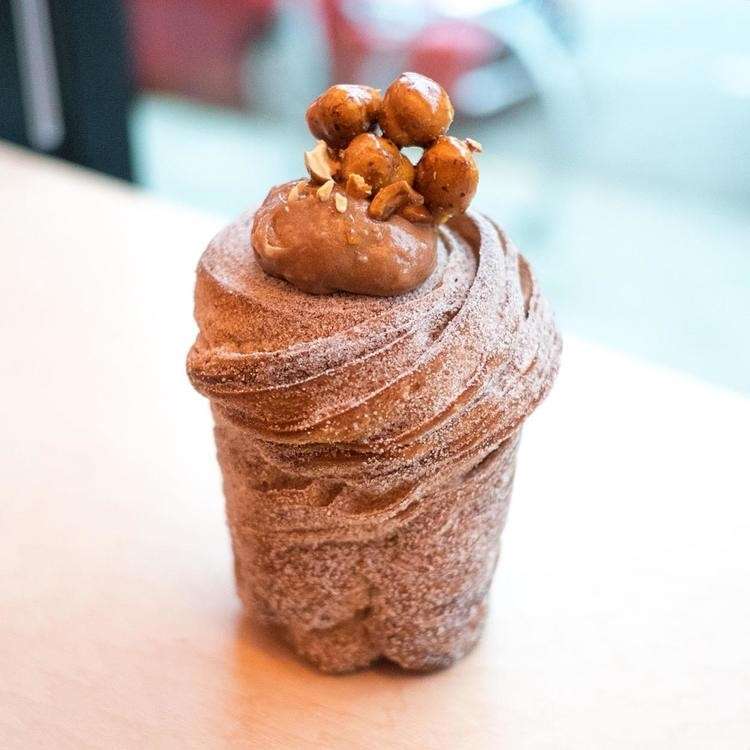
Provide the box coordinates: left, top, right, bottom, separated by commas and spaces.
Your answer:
2, 0, 748, 392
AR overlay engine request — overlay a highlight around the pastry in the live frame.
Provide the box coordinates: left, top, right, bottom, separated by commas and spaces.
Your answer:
187, 72, 561, 672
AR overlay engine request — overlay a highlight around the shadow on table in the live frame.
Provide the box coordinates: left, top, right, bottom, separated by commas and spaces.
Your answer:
230, 613, 454, 682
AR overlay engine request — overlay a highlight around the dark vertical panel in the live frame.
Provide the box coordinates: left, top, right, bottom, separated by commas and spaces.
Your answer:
0, 0, 133, 181
48, 0, 133, 180
0, 1, 27, 144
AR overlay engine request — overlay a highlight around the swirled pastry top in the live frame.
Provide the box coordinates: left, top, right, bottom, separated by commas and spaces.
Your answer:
187, 209, 561, 493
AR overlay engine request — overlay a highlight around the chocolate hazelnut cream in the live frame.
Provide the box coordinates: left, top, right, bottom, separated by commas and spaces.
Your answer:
252, 181, 437, 295
187, 202, 561, 672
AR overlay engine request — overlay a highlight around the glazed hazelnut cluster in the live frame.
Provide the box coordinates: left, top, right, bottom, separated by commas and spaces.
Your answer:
303, 72, 481, 224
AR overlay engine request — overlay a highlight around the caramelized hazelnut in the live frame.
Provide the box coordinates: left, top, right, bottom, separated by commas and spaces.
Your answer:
415, 136, 479, 220
345, 173, 372, 199
368, 180, 424, 221
394, 153, 415, 186
399, 203, 433, 223
316, 179, 335, 201
304, 140, 338, 183
334, 192, 348, 213
306, 85, 382, 148
379, 72, 454, 147
341, 133, 401, 192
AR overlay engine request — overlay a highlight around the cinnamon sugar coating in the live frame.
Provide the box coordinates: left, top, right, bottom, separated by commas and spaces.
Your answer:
187, 211, 561, 671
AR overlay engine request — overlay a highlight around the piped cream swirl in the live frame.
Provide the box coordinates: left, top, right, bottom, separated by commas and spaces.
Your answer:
251, 181, 437, 296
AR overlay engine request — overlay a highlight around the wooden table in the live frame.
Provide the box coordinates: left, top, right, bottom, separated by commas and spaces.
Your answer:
1, 142, 748, 749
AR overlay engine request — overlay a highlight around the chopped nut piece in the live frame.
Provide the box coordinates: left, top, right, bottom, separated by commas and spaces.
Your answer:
287, 182, 301, 201
399, 203, 433, 223
304, 140, 337, 183
317, 179, 335, 201
345, 173, 372, 199
345, 227, 360, 245
334, 193, 348, 213
465, 138, 483, 153
394, 153, 415, 186
368, 179, 423, 221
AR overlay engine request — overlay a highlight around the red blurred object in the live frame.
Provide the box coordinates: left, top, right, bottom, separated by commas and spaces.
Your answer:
125, 0, 275, 107
320, 1, 498, 103
125, 0, 502, 113
408, 20, 501, 94
320, 0, 383, 84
